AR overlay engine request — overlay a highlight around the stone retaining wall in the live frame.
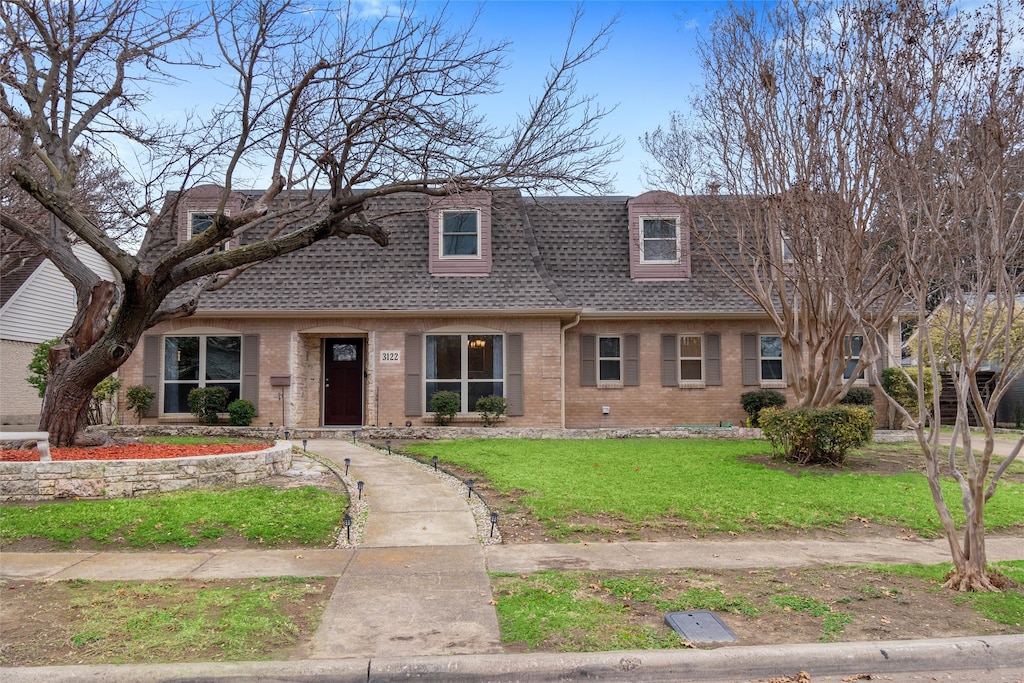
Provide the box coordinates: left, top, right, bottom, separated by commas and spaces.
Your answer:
0, 441, 292, 502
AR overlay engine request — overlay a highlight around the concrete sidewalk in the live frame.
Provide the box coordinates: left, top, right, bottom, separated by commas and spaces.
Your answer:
2, 439, 1023, 681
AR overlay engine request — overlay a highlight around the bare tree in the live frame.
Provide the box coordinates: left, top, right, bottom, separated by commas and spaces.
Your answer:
862, 0, 1024, 592
644, 0, 908, 408
1, 0, 620, 446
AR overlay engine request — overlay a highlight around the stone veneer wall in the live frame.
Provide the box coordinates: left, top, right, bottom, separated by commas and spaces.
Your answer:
0, 440, 292, 502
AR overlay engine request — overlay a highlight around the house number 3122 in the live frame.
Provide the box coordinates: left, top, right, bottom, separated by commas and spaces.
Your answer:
380, 350, 401, 363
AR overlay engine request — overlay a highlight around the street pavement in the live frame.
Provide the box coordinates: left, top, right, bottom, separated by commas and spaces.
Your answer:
1, 438, 1022, 682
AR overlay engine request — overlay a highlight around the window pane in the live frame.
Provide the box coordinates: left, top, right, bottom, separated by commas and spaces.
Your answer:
163, 382, 197, 413
599, 337, 620, 358
442, 211, 478, 256
761, 335, 782, 359
644, 239, 677, 261
469, 382, 503, 410
844, 359, 862, 380
468, 335, 503, 380
680, 359, 702, 381
847, 335, 863, 356
426, 335, 461, 379
206, 336, 241, 381
191, 213, 213, 236
762, 359, 783, 380
164, 337, 199, 381
206, 382, 241, 404
599, 359, 621, 381
426, 382, 462, 411
643, 218, 676, 239
679, 336, 702, 358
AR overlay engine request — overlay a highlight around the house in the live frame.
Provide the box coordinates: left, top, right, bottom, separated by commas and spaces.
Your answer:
0, 234, 117, 425
115, 187, 898, 430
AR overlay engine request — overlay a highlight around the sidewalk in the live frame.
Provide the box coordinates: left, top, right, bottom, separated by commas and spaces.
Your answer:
2, 439, 1023, 681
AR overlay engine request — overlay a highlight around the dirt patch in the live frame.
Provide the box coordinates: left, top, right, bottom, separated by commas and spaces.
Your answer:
0, 442, 274, 462
494, 565, 1022, 654
0, 576, 336, 667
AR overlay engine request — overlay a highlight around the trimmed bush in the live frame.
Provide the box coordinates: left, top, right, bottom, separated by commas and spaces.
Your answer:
839, 387, 875, 406
740, 389, 787, 427
227, 399, 256, 426
429, 390, 460, 426
881, 367, 933, 419
760, 405, 875, 466
475, 395, 507, 427
187, 386, 230, 425
125, 385, 156, 425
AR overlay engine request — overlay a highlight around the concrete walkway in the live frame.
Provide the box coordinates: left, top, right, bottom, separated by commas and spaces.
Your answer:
2, 439, 1024, 681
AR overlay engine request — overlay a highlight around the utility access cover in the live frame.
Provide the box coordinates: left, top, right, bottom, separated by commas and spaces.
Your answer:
664, 611, 738, 643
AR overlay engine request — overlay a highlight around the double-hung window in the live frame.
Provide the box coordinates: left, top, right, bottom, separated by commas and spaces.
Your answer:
598, 336, 622, 383
440, 210, 480, 258
163, 335, 241, 413
760, 335, 783, 381
640, 217, 679, 263
843, 335, 865, 380
189, 212, 227, 252
426, 333, 504, 413
679, 335, 704, 383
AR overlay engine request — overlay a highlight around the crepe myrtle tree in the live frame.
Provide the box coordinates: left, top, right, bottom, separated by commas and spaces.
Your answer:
643, 0, 908, 408
0, 0, 620, 446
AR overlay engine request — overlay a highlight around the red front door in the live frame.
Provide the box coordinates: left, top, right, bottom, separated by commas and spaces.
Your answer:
323, 338, 364, 425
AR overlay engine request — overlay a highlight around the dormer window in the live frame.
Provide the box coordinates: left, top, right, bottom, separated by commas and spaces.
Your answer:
627, 191, 689, 280
189, 211, 228, 252
428, 191, 492, 276
640, 216, 680, 263
441, 210, 480, 258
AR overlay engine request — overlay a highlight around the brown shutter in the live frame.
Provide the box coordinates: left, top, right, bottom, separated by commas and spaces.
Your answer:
661, 334, 677, 387
623, 334, 640, 386
405, 334, 422, 416
580, 334, 596, 386
506, 333, 524, 416
706, 333, 722, 386
742, 333, 759, 386
142, 335, 160, 417
241, 335, 259, 412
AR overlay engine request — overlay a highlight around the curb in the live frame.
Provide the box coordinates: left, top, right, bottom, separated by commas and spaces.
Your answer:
3, 635, 1022, 682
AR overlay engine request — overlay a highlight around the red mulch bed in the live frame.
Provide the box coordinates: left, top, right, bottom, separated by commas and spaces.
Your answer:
0, 443, 273, 462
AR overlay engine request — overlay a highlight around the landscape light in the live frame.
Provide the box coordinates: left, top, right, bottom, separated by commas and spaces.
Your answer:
302, 438, 307, 452
357, 481, 364, 499
432, 455, 438, 470
490, 511, 498, 537
344, 458, 350, 475
284, 430, 290, 440
466, 479, 474, 499
344, 514, 351, 542
386, 439, 392, 455
351, 429, 358, 443
405, 421, 412, 428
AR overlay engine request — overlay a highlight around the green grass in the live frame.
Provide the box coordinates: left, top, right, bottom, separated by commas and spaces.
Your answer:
60, 577, 330, 662
407, 439, 1024, 536
0, 486, 346, 548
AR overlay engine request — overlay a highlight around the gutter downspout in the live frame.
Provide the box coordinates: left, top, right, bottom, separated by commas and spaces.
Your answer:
560, 313, 582, 429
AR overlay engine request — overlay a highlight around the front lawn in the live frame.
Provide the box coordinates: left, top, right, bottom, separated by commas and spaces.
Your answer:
405, 439, 1024, 537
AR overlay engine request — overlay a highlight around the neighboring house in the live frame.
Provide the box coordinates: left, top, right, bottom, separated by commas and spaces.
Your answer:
116, 187, 899, 429
0, 235, 117, 425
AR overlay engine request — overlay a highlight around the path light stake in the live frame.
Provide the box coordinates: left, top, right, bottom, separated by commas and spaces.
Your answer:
490, 511, 498, 537
467, 479, 474, 499
284, 430, 290, 441
357, 481, 364, 499
351, 429, 357, 443
386, 439, 392, 455
344, 458, 350, 476
302, 438, 307, 452
432, 455, 438, 470
344, 514, 351, 543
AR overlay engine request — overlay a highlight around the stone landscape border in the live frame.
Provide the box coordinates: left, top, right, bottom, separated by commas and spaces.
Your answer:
0, 440, 292, 502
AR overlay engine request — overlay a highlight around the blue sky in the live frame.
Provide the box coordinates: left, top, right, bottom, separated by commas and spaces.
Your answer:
416, 1, 723, 195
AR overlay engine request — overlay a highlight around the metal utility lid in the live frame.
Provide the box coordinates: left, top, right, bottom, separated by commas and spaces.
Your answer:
664, 610, 738, 643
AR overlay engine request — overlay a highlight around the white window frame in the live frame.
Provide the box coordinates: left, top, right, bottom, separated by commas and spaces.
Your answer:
188, 211, 229, 252
678, 334, 705, 387
759, 334, 785, 387
424, 332, 505, 413
162, 334, 242, 414
843, 335, 868, 384
597, 335, 623, 386
639, 215, 681, 264
781, 231, 794, 263
439, 209, 481, 260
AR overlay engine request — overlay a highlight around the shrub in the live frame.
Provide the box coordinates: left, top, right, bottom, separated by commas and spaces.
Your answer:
839, 387, 875, 406
227, 399, 256, 426
881, 367, 934, 422
740, 389, 787, 427
475, 395, 507, 427
27, 337, 61, 398
187, 386, 230, 425
429, 390, 461, 426
125, 385, 156, 425
89, 375, 122, 425
760, 405, 875, 466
